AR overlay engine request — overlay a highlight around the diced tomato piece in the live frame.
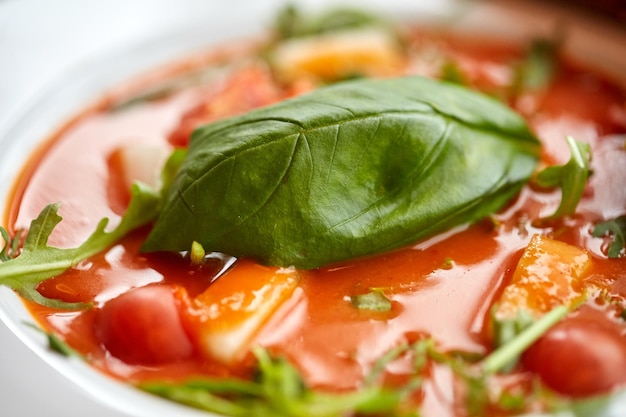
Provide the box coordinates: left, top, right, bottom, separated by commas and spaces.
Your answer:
95, 284, 194, 365
168, 65, 283, 147
188, 260, 301, 364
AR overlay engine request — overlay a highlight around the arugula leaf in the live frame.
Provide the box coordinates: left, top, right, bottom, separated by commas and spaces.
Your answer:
141, 346, 417, 417
535, 136, 591, 220
0, 182, 160, 309
490, 307, 535, 372
144, 76, 540, 269
482, 304, 570, 375
25, 322, 83, 358
350, 289, 392, 312
592, 215, 626, 258
0, 227, 22, 261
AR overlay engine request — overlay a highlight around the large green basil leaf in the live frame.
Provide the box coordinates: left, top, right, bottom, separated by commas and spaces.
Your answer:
143, 76, 539, 269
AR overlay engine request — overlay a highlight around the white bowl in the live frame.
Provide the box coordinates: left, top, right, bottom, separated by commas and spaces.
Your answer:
1, 1, 625, 416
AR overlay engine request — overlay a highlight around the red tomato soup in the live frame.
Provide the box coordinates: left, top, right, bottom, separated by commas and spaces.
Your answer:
4, 15, 626, 417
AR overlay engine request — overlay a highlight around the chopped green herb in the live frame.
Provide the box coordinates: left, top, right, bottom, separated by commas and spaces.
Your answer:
592, 215, 626, 258
440, 60, 467, 85
440, 257, 455, 270
350, 289, 392, 312
482, 304, 570, 375
511, 37, 560, 95
190, 241, 206, 264
490, 307, 535, 371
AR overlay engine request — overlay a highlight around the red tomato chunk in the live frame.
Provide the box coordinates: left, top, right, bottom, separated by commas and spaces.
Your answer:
95, 285, 195, 365
523, 307, 626, 397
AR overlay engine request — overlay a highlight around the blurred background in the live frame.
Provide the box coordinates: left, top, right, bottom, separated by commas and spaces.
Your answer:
0, 0, 624, 416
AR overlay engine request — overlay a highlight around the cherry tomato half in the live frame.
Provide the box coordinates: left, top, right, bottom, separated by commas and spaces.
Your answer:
95, 284, 194, 365
523, 309, 626, 397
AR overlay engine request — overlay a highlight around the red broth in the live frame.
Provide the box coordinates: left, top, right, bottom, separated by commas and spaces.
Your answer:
4, 28, 626, 416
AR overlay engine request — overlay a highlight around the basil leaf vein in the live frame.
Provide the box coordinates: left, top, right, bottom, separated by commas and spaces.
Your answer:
144, 76, 540, 269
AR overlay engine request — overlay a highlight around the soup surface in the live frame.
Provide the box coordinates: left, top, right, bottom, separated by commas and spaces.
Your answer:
2, 7, 626, 417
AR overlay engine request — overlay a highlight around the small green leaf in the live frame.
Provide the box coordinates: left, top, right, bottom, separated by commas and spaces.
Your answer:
535, 136, 591, 220
0, 182, 160, 309
350, 289, 392, 312
0, 227, 22, 261
592, 215, 626, 258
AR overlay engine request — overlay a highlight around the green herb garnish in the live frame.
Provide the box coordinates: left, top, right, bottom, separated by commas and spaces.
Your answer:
26, 322, 82, 358
511, 37, 560, 95
141, 346, 417, 417
139, 305, 593, 417
490, 307, 535, 371
0, 182, 160, 309
0, 227, 22, 261
592, 215, 626, 258
440, 60, 467, 85
350, 289, 392, 312
482, 304, 570, 375
144, 76, 540, 269
535, 136, 591, 220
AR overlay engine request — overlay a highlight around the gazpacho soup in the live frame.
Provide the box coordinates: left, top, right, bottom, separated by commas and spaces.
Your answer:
2, 4, 626, 417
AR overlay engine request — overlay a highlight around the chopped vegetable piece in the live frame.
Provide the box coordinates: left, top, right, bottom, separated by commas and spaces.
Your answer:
270, 28, 404, 82
96, 284, 195, 365
493, 234, 591, 322
349, 289, 392, 312
524, 310, 626, 397
111, 143, 172, 191
190, 260, 300, 364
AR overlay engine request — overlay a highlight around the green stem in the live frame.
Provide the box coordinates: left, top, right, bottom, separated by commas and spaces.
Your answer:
481, 304, 569, 374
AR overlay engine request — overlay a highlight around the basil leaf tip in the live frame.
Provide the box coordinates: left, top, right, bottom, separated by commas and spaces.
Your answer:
144, 76, 540, 269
